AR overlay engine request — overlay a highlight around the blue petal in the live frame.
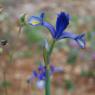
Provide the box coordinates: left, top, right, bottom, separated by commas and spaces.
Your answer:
41, 13, 56, 37
38, 72, 46, 80
43, 21, 55, 38
40, 12, 45, 21
75, 33, 85, 48
28, 13, 55, 38
55, 12, 70, 38
54, 67, 64, 73
27, 71, 38, 83
38, 64, 43, 71
32, 71, 38, 77
59, 32, 85, 48
28, 16, 42, 26
50, 65, 55, 73
38, 74, 43, 80
59, 31, 78, 40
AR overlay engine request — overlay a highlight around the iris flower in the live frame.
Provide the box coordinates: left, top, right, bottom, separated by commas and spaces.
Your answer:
27, 64, 63, 89
28, 12, 85, 48
27, 64, 63, 83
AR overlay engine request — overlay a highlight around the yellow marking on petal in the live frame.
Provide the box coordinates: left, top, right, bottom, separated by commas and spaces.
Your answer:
31, 20, 40, 25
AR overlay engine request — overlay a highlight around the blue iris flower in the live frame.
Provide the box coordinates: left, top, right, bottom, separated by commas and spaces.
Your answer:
27, 64, 64, 83
28, 12, 86, 48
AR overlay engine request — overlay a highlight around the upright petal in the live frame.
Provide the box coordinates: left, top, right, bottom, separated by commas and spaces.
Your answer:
38, 64, 45, 71
41, 13, 56, 37
40, 12, 45, 21
55, 12, 70, 38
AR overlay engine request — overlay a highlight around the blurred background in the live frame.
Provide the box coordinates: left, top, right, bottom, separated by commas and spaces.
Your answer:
0, 0, 95, 95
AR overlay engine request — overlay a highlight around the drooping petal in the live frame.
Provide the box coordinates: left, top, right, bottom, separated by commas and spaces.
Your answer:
28, 13, 55, 38
36, 80, 45, 89
55, 12, 70, 38
59, 31, 78, 40
28, 16, 42, 26
32, 71, 38, 77
75, 33, 85, 48
27, 71, 38, 83
54, 66, 64, 73
50, 65, 55, 73
59, 32, 85, 48
50, 65, 64, 75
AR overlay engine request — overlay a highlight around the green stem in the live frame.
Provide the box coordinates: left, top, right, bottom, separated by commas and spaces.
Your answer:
45, 40, 56, 95
48, 40, 56, 57
45, 65, 50, 95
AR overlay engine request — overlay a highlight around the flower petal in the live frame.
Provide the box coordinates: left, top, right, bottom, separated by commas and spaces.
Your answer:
54, 66, 64, 73
32, 71, 38, 77
43, 21, 55, 38
40, 12, 45, 21
36, 80, 45, 89
28, 16, 42, 26
27, 71, 38, 83
40, 12, 55, 37
59, 32, 85, 48
75, 33, 85, 48
59, 31, 78, 40
28, 13, 55, 38
38, 72, 46, 80
55, 12, 70, 38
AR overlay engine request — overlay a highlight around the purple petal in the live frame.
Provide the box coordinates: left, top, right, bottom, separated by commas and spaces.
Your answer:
43, 21, 55, 38
75, 33, 86, 48
28, 16, 42, 26
28, 14, 55, 38
40, 12, 45, 21
55, 12, 70, 38
59, 31, 78, 40
38, 64, 45, 71
32, 71, 38, 77
59, 32, 86, 48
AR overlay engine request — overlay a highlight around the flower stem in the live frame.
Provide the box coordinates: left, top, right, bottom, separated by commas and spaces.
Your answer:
45, 65, 50, 95
44, 40, 56, 95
